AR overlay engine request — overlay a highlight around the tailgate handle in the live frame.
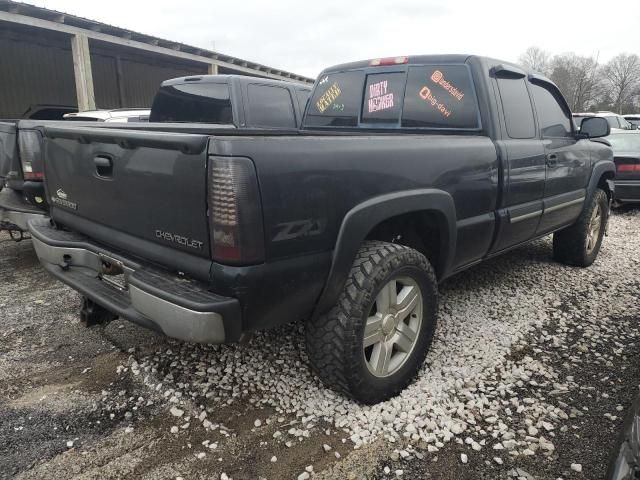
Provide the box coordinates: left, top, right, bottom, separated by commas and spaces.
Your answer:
94, 155, 113, 177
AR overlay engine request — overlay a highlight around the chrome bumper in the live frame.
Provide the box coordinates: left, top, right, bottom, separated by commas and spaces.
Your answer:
28, 218, 240, 344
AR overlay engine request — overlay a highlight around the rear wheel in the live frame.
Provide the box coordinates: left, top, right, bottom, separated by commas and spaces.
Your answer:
553, 188, 609, 267
305, 241, 438, 404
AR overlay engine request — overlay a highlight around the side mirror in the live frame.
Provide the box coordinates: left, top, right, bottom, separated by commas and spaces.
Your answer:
580, 117, 610, 138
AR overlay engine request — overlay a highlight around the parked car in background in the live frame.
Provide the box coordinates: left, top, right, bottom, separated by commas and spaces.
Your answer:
20, 104, 78, 120
0, 75, 312, 239
150, 74, 311, 128
573, 112, 595, 130
574, 112, 634, 131
623, 114, 640, 129
606, 130, 640, 204
28, 54, 615, 403
596, 111, 635, 130
63, 108, 151, 123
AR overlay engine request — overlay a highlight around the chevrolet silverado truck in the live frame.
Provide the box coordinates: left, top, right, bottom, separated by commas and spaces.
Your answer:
0, 75, 311, 237
29, 55, 614, 404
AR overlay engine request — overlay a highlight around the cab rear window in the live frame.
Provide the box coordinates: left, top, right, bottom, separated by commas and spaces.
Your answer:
304, 64, 480, 130
402, 65, 480, 129
305, 71, 363, 127
361, 72, 405, 124
150, 83, 233, 124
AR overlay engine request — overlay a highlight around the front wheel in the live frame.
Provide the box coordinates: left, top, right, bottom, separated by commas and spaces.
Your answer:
553, 188, 609, 267
305, 241, 438, 404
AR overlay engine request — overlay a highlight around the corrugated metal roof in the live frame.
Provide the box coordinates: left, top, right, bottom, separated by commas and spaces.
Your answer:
0, 0, 314, 83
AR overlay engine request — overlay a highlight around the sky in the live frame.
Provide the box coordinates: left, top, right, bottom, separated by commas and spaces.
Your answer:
29, 0, 640, 79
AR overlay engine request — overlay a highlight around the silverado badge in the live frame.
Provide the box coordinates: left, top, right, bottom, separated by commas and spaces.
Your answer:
51, 188, 78, 210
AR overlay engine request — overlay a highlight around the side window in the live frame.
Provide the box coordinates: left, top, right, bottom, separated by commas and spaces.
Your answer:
361, 72, 405, 124
530, 83, 572, 137
496, 78, 535, 139
295, 88, 311, 115
246, 84, 296, 128
402, 65, 480, 129
606, 117, 619, 129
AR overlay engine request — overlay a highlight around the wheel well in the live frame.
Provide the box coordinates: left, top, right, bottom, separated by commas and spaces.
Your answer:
598, 171, 615, 199
365, 211, 445, 278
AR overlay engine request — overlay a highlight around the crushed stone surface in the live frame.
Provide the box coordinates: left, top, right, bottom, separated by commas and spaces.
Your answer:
1, 208, 639, 479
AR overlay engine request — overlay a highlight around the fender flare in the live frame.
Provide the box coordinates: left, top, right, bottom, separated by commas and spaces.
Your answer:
587, 160, 616, 200
312, 189, 457, 318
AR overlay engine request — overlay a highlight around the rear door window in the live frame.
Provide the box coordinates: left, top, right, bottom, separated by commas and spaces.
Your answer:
149, 83, 233, 124
402, 65, 480, 129
530, 83, 572, 137
246, 84, 296, 128
305, 71, 364, 127
361, 72, 405, 124
496, 77, 536, 139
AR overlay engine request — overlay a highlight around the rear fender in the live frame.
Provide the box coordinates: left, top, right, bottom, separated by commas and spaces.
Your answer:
312, 189, 456, 318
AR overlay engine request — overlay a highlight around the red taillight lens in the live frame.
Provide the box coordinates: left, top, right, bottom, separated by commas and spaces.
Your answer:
369, 56, 409, 66
617, 164, 640, 172
208, 156, 264, 265
18, 130, 44, 180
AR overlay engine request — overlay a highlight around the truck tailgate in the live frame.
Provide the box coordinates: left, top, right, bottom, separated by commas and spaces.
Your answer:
43, 126, 211, 261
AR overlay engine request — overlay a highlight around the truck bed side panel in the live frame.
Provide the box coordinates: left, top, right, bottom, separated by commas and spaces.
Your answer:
210, 134, 499, 270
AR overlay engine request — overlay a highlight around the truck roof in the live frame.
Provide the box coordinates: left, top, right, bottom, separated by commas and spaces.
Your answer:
319, 54, 557, 91
321, 54, 541, 74
161, 74, 311, 91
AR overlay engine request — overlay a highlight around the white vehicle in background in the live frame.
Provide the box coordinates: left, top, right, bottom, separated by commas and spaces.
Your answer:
573, 111, 635, 131
595, 111, 635, 130
623, 114, 640, 129
63, 108, 150, 123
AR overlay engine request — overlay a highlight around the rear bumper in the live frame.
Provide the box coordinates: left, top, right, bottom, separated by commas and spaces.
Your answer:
28, 218, 241, 344
614, 180, 640, 203
0, 188, 47, 231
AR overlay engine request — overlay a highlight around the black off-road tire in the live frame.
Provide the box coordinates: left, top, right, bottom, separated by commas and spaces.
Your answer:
80, 296, 117, 327
553, 188, 609, 267
305, 241, 438, 404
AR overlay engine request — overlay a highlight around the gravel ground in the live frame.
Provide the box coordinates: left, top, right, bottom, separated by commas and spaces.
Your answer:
1, 208, 639, 480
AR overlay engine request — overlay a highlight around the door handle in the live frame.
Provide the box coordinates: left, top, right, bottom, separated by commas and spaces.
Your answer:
546, 153, 558, 168
94, 155, 113, 177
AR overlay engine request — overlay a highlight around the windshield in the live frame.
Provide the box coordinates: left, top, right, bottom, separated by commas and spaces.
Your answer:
607, 133, 640, 152
149, 83, 233, 124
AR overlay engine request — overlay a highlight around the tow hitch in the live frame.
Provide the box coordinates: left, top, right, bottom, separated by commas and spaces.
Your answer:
80, 297, 118, 327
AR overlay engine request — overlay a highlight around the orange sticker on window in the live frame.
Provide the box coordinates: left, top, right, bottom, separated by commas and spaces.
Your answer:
430, 70, 464, 101
419, 86, 451, 118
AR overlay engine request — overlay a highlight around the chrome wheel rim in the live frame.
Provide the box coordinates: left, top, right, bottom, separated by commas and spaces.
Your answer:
609, 410, 640, 480
363, 276, 423, 378
586, 202, 602, 255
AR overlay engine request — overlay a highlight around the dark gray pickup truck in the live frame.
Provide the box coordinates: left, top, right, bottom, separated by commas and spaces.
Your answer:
29, 55, 614, 403
0, 75, 311, 237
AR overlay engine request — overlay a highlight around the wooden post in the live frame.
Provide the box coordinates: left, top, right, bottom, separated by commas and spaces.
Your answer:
208, 63, 219, 75
70, 33, 96, 111
115, 56, 126, 107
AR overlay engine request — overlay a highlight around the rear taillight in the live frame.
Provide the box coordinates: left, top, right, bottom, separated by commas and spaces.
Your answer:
617, 163, 640, 172
18, 130, 44, 180
369, 56, 409, 66
208, 156, 264, 265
